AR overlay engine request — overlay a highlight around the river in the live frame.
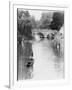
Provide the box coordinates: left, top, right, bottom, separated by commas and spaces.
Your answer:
32, 38, 64, 80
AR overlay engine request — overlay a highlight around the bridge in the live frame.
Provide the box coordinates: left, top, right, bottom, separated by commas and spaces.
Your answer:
32, 29, 57, 40
32, 29, 57, 36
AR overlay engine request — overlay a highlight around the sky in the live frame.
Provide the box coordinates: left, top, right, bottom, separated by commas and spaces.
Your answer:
28, 10, 53, 21
29, 10, 43, 20
18, 8, 54, 21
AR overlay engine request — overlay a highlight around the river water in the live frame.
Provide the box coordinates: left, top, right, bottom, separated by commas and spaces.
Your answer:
32, 38, 64, 80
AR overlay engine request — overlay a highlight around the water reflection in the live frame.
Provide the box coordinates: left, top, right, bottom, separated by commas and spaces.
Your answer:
17, 30, 64, 80
32, 38, 64, 79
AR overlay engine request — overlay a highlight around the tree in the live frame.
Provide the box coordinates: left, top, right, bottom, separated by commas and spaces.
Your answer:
49, 12, 64, 31
17, 9, 30, 19
39, 12, 53, 29
17, 10, 34, 40
30, 16, 37, 29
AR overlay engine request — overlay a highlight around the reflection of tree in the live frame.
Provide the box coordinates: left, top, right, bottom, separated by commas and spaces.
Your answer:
53, 26, 64, 57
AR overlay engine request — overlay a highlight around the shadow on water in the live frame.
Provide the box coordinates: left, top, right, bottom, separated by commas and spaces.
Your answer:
50, 42, 64, 78
4, 85, 10, 89
17, 41, 34, 80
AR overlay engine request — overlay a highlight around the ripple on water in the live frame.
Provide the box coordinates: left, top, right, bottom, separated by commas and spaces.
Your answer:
32, 40, 64, 80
